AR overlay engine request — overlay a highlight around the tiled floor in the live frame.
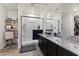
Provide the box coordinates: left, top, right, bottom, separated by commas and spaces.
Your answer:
0, 44, 43, 56
0, 47, 18, 56
19, 48, 43, 56
20, 43, 43, 56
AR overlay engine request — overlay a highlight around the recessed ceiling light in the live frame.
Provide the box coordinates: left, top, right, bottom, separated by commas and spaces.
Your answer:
73, 8, 78, 11
47, 20, 50, 22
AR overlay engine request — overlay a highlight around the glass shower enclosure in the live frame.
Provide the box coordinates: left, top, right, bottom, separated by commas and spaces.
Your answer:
21, 16, 43, 47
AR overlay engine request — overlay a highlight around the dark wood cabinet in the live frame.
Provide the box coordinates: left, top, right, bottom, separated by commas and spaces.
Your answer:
39, 36, 47, 55
46, 39, 57, 56
46, 47, 56, 56
39, 36, 57, 56
56, 45, 77, 56
38, 35, 77, 56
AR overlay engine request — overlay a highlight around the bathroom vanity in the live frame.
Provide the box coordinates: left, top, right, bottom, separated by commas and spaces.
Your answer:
38, 34, 79, 56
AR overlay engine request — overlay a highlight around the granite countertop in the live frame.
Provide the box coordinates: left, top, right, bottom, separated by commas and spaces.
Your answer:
39, 34, 79, 56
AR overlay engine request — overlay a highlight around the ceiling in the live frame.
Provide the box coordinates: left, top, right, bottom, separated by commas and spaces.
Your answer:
2, 3, 61, 12
2, 3, 79, 12
2, 3, 18, 11
22, 3, 62, 11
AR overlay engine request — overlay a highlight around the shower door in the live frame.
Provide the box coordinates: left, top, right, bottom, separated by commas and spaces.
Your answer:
21, 16, 43, 46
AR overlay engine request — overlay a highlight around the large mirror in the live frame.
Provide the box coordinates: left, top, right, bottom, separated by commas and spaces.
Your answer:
44, 18, 59, 36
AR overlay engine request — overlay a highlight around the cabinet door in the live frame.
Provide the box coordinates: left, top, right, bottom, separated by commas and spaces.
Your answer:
42, 37, 47, 56
47, 39, 57, 51
46, 39, 56, 56
57, 45, 77, 56
39, 36, 47, 56
39, 36, 42, 49
47, 47, 56, 56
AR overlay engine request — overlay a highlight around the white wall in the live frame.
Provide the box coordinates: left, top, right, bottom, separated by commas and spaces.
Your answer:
18, 4, 22, 49
61, 4, 79, 36
7, 10, 18, 20
62, 13, 74, 36
0, 4, 7, 49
